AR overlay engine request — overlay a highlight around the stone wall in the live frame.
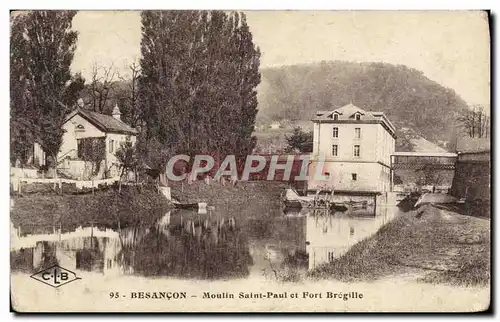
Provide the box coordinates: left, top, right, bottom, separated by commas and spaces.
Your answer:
450, 152, 490, 202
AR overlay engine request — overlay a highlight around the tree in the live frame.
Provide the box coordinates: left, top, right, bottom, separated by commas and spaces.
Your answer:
205, 12, 261, 159
457, 104, 490, 138
10, 13, 34, 165
79, 138, 106, 179
285, 127, 313, 153
416, 165, 444, 187
85, 63, 117, 113
138, 11, 261, 171
10, 11, 84, 169
117, 62, 142, 127
115, 137, 139, 179
135, 136, 173, 186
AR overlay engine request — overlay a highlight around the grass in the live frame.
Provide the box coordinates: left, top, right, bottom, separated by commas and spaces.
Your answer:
169, 180, 288, 218
11, 185, 172, 235
309, 205, 490, 287
11, 180, 288, 235
421, 253, 490, 287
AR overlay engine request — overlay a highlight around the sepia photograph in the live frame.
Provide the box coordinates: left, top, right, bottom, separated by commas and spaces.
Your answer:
9, 9, 491, 313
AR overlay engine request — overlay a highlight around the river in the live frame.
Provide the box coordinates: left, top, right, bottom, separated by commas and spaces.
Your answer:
10, 200, 491, 312
11, 199, 401, 280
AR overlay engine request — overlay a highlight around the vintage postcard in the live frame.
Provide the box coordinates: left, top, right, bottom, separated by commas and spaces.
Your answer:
9, 10, 490, 313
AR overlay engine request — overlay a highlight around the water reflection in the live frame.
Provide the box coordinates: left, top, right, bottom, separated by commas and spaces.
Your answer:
11, 199, 401, 280
121, 212, 252, 279
305, 205, 400, 270
11, 211, 252, 279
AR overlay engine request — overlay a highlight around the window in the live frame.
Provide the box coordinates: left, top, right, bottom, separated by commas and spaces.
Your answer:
332, 145, 338, 156
353, 145, 360, 157
77, 139, 83, 158
333, 114, 339, 120
355, 113, 361, 120
352, 173, 357, 181
328, 252, 335, 263
109, 140, 114, 153
355, 127, 361, 139
332, 127, 338, 138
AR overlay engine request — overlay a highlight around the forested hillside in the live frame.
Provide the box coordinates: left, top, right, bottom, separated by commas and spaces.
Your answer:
257, 61, 471, 150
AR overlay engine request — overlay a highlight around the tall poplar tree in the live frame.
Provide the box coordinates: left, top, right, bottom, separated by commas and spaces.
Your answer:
10, 13, 32, 165
10, 11, 84, 167
138, 10, 261, 167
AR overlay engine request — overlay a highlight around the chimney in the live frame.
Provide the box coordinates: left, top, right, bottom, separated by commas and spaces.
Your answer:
77, 98, 85, 109
112, 103, 121, 120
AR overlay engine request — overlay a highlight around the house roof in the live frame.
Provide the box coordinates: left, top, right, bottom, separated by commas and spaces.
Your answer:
65, 108, 138, 135
312, 103, 396, 137
332, 103, 367, 117
314, 104, 376, 121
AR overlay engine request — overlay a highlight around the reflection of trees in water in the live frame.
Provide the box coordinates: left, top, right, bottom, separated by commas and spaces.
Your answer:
75, 237, 104, 271
35, 241, 58, 271
118, 218, 253, 279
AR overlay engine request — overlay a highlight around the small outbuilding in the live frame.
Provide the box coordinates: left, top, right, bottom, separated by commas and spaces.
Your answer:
57, 102, 138, 179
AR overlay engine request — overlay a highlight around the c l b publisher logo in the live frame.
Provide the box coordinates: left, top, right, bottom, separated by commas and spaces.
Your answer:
30, 265, 81, 288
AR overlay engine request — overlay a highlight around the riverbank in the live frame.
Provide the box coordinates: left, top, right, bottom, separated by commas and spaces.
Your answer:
169, 180, 288, 216
10, 185, 172, 234
309, 204, 490, 287
11, 180, 288, 234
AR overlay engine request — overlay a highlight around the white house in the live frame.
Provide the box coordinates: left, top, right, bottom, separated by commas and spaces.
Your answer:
57, 103, 138, 180
308, 103, 396, 194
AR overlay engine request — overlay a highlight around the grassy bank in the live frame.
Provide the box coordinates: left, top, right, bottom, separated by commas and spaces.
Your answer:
309, 205, 490, 287
169, 180, 288, 216
11, 185, 172, 234
11, 180, 288, 234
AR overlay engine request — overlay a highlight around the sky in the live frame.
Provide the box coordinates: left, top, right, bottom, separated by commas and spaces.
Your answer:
70, 10, 490, 106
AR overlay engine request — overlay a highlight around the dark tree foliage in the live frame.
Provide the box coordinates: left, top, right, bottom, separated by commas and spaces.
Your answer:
119, 220, 253, 279
115, 136, 139, 178
10, 11, 84, 166
78, 137, 106, 176
138, 11, 261, 166
285, 127, 313, 153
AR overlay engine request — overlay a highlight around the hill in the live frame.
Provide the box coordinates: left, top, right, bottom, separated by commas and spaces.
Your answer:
256, 61, 470, 151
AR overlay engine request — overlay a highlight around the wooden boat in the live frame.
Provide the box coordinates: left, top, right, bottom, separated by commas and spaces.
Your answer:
173, 202, 200, 210
282, 188, 316, 208
172, 200, 209, 211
